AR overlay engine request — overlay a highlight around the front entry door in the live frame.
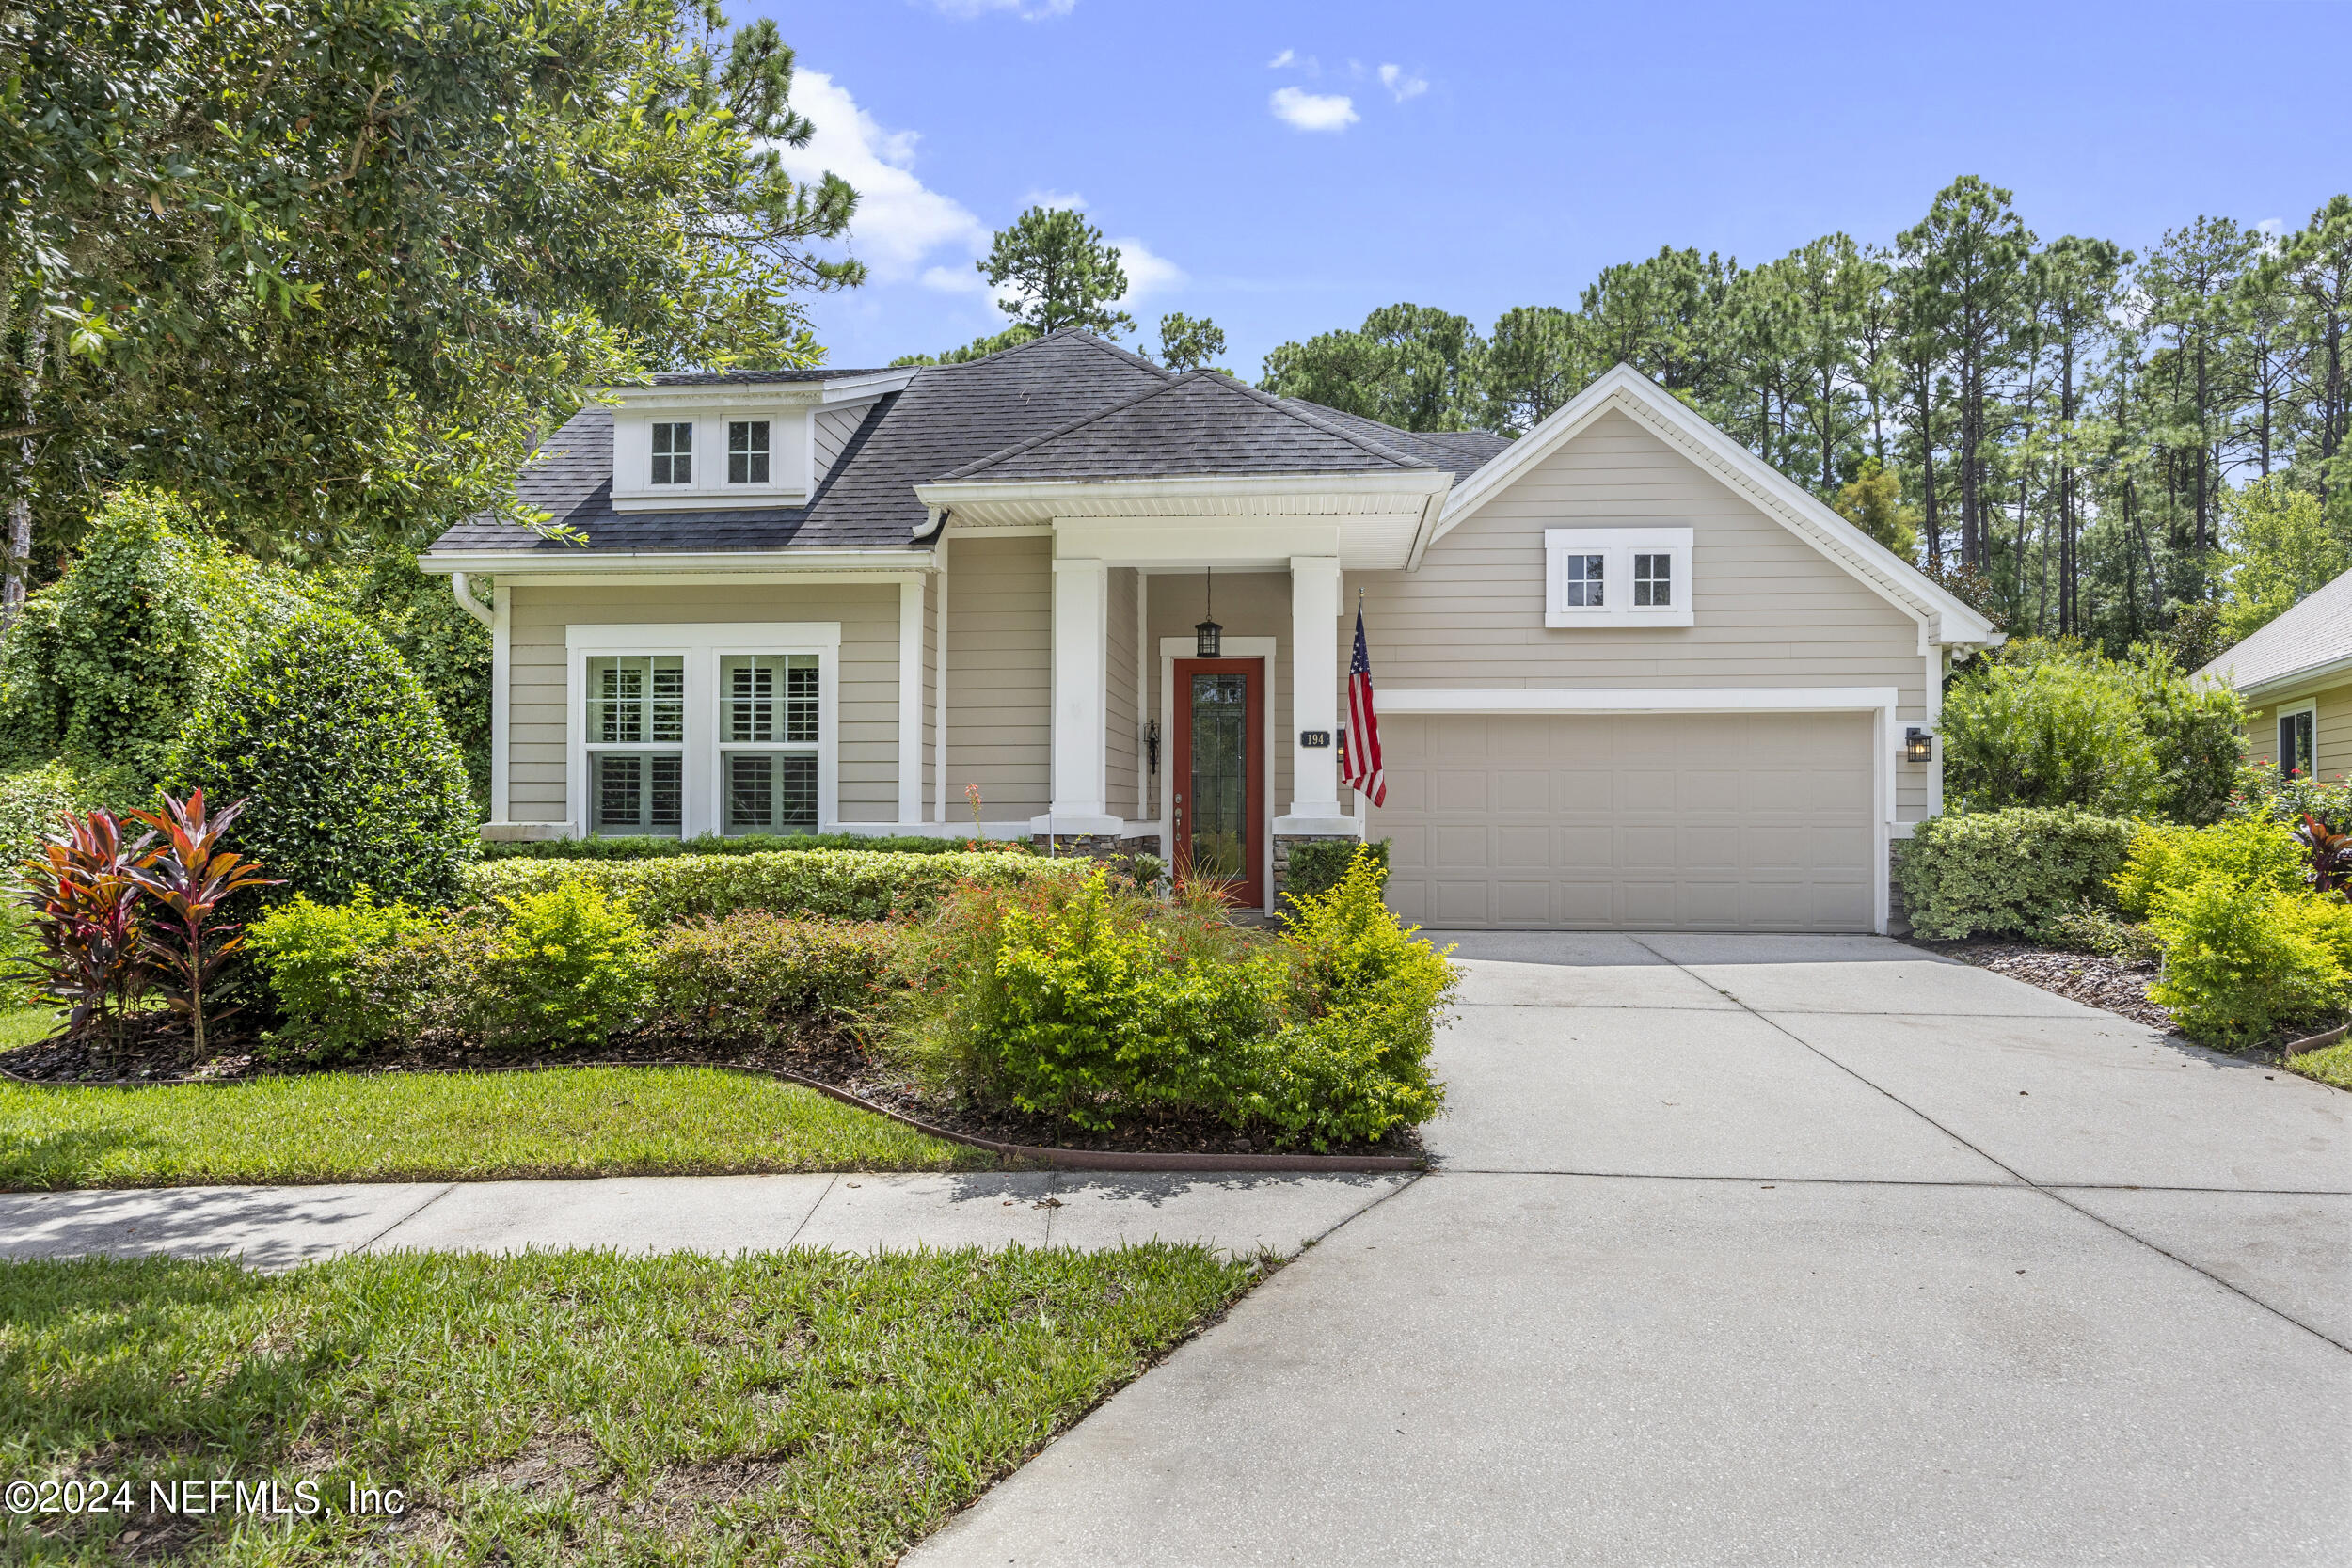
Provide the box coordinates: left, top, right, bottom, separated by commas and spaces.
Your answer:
1172, 658, 1263, 908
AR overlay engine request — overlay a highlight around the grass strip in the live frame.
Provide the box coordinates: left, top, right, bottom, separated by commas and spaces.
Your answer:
0, 1065, 990, 1190
2285, 1037, 2352, 1089
0, 1007, 55, 1052
0, 1244, 1255, 1563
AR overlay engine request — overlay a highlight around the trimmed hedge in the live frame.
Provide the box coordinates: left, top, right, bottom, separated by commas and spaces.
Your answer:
459, 849, 1085, 926
1280, 837, 1389, 918
484, 832, 1032, 862
1895, 807, 2138, 941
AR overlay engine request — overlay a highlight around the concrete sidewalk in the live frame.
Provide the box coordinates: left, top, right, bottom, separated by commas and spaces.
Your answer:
0, 1169, 1410, 1271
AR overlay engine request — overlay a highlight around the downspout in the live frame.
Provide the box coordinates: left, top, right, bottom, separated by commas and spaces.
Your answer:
450, 571, 495, 629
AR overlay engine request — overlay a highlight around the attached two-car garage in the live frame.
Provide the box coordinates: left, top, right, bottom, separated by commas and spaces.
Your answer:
1370, 710, 1878, 932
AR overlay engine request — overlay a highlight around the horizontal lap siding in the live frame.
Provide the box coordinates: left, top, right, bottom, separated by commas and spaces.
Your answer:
1349, 410, 1931, 821
507, 583, 902, 825
2246, 677, 2352, 780
946, 535, 1050, 820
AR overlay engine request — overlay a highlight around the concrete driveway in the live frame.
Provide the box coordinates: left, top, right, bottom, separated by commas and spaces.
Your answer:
910, 933, 2352, 1567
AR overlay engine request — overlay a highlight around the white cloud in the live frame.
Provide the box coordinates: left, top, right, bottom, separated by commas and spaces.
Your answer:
1266, 47, 1295, 68
1378, 63, 1427, 102
1111, 237, 1186, 305
767, 71, 989, 285
1269, 86, 1358, 133
1025, 189, 1089, 212
927, 0, 1076, 18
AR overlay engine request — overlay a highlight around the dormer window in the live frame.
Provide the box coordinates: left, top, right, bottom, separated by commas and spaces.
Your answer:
728, 420, 771, 484
1545, 527, 1694, 627
651, 421, 693, 484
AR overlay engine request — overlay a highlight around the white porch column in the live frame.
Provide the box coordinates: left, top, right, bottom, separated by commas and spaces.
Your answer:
898, 576, 924, 825
1037, 556, 1120, 834
1276, 555, 1354, 833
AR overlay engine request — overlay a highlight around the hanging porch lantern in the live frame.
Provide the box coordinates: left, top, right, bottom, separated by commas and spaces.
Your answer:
1195, 567, 1222, 658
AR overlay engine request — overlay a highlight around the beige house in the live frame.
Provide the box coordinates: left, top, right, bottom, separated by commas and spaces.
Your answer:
421, 330, 1997, 933
2198, 565, 2352, 782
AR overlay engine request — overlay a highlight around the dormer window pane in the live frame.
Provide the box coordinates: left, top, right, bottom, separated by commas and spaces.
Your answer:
728, 420, 771, 484
1634, 553, 1671, 607
1564, 553, 1603, 608
651, 421, 692, 484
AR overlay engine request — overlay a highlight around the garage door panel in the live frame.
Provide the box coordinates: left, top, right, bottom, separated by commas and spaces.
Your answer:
1370, 711, 1875, 932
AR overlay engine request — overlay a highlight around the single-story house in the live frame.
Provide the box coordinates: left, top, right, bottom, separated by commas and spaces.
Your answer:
421, 328, 1997, 933
2197, 565, 2352, 781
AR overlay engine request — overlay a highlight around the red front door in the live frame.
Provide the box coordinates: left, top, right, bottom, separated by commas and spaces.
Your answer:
1172, 658, 1263, 907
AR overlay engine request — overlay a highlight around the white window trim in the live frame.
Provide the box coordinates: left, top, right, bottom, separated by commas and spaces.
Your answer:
611, 411, 815, 510
565, 622, 841, 838
1544, 527, 1695, 628
2276, 697, 2319, 777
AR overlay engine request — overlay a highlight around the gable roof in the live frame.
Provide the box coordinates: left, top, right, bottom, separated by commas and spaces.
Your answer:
1426, 364, 2001, 647
936, 371, 1432, 483
2197, 565, 2352, 697
1283, 401, 1515, 483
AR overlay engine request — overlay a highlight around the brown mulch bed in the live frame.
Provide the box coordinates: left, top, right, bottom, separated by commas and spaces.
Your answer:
1905, 939, 2180, 1034
0, 1018, 1421, 1161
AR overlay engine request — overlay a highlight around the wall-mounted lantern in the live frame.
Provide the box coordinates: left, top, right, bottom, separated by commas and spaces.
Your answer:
1194, 568, 1221, 658
1904, 726, 1934, 763
1143, 719, 1161, 776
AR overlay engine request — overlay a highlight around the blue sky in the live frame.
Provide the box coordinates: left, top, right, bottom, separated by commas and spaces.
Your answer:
763, 0, 2352, 376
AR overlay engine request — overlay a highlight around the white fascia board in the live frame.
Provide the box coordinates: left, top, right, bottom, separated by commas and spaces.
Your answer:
419, 548, 934, 578
2224, 651, 2352, 704
1375, 687, 1901, 715
1422, 365, 1999, 647
818, 368, 920, 404
914, 468, 1450, 516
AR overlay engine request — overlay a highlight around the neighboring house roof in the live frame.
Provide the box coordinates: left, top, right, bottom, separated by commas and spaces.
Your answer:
2196, 565, 2352, 697
1430, 363, 2002, 648
426, 329, 1522, 560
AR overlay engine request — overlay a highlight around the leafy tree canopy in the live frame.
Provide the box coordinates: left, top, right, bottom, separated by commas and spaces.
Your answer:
1260, 304, 1485, 432
0, 0, 862, 567
1154, 312, 1228, 373
2217, 478, 2349, 642
889, 324, 1040, 369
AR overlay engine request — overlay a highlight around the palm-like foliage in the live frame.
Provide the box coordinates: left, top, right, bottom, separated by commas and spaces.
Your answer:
126, 791, 278, 1058
2295, 812, 2352, 897
15, 809, 157, 1040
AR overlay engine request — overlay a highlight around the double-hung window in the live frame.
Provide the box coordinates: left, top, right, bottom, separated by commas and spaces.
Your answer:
728, 420, 771, 484
586, 656, 685, 834
1544, 528, 1695, 627
720, 654, 819, 833
2280, 705, 2317, 779
651, 421, 693, 485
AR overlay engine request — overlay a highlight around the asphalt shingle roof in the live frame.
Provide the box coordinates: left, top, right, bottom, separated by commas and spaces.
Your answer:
428, 329, 1511, 556
2197, 565, 2352, 693
937, 372, 1430, 482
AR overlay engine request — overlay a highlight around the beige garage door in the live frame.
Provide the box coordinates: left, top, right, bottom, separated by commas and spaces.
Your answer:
1371, 711, 1876, 931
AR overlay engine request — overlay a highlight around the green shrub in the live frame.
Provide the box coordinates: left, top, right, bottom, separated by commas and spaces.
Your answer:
484, 832, 1035, 861
1894, 807, 2138, 940
324, 550, 493, 814
247, 893, 440, 1062
645, 914, 905, 1047
170, 607, 478, 908
1940, 641, 2244, 822
461, 849, 1081, 926
0, 490, 310, 784
1250, 847, 1453, 1148
481, 883, 654, 1051
2111, 816, 2308, 921
2147, 876, 2352, 1047
2224, 759, 2352, 832
2041, 901, 2162, 966
1279, 837, 1390, 918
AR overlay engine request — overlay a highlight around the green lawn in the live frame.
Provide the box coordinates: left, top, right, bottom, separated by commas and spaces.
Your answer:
0, 1065, 991, 1190
0, 1006, 55, 1051
2286, 1037, 2352, 1090
0, 1245, 1253, 1564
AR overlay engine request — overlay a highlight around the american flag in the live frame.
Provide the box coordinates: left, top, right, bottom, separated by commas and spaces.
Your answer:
1343, 603, 1385, 807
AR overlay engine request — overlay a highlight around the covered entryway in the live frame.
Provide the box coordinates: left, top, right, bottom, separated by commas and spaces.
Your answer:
1372, 710, 1876, 931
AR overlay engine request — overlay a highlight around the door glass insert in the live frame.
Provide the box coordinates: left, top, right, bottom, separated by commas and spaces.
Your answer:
1189, 673, 1248, 879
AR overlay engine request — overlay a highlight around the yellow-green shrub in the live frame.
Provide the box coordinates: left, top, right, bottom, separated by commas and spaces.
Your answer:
247, 892, 441, 1061
2112, 816, 2307, 920
2146, 876, 2352, 1047
480, 883, 654, 1051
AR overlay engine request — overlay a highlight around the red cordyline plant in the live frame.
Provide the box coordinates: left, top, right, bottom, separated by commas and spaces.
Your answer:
2295, 813, 2352, 900
124, 790, 278, 1059
16, 808, 158, 1043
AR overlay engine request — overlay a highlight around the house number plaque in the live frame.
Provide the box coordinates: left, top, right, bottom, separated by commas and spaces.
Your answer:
1298, 730, 1331, 748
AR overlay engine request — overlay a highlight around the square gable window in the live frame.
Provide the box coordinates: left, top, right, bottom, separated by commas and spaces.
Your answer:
651, 422, 693, 485
728, 420, 771, 484
1545, 528, 1694, 628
